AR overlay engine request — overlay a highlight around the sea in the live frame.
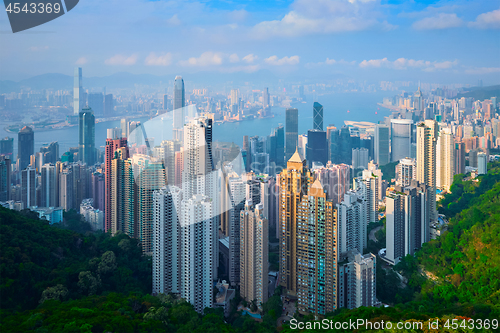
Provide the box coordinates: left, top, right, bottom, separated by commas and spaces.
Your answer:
0, 91, 389, 155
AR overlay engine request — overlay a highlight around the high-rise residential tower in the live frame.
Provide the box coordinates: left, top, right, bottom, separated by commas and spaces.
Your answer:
153, 186, 182, 295
279, 149, 313, 295
416, 119, 438, 221
285, 108, 299, 161
104, 130, 128, 232
386, 181, 430, 265
296, 180, 337, 315
436, 127, 454, 192
79, 107, 95, 167
240, 201, 269, 307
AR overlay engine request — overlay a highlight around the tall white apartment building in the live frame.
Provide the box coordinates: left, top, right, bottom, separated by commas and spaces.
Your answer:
336, 191, 367, 259
153, 186, 182, 295
436, 127, 454, 192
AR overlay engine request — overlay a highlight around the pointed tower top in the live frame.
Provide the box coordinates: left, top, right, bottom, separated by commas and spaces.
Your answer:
288, 147, 304, 163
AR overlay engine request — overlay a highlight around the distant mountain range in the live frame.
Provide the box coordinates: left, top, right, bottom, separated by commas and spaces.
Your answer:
0, 70, 350, 94
456, 84, 500, 100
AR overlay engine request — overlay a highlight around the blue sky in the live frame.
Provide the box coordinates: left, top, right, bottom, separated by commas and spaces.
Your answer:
0, 0, 499, 84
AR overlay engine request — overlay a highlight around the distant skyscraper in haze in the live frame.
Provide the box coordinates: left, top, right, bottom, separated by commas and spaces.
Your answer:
18, 126, 34, 171
79, 108, 95, 167
313, 102, 323, 131
374, 124, 390, 165
454, 141, 465, 175
87, 93, 104, 116
0, 137, 14, 157
173, 76, 185, 140
74, 67, 84, 115
416, 119, 438, 222
285, 108, 298, 161
390, 119, 413, 162
0, 156, 11, 201
104, 94, 113, 116
478, 153, 487, 175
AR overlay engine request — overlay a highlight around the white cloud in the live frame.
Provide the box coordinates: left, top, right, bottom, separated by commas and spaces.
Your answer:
242, 54, 258, 63
265, 55, 300, 66
220, 65, 260, 73
105, 54, 138, 65
469, 9, 500, 29
228, 9, 248, 22
251, 0, 390, 38
179, 52, 223, 67
145, 52, 173, 66
166, 14, 181, 26
412, 13, 463, 30
75, 57, 88, 65
359, 57, 458, 71
229, 54, 240, 63
29, 46, 49, 52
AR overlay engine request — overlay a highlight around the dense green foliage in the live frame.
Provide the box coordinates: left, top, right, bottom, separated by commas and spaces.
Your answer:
381, 161, 398, 182
0, 206, 151, 313
455, 84, 500, 101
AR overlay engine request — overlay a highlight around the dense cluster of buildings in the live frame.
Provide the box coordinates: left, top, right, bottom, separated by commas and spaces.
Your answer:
1, 70, 499, 317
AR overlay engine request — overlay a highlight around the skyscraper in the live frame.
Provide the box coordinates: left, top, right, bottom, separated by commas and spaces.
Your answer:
18, 126, 34, 171
454, 141, 465, 175
79, 107, 95, 166
478, 153, 487, 175
390, 119, 413, 162
313, 162, 350, 206
179, 116, 218, 313
41, 163, 58, 208
0, 137, 14, 157
416, 119, 438, 221
0, 156, 11, 201
336, 191, 367, 257
296, 180, 337, 315
338, 251, 377, 310
173, 76, 185, 140
180, 194, 217, 313
436, 127, 454, 192
386, 181, 430, 265
221, 167, 245, 286
74, 67, 83, 115
138, 161, 166, 254
240, 201, 269, 307
285, 108, 299, 161
87, 93, 104, 116
21, 167, 36, 208
104, 131, 128, 232
110, 147, 129, 235
396, 158, 416, 187
153, 186, 182, 295
306, 129, 328, 167
374, 124, 390, 165
313, 102, 324, 131
279, 149, 313, 295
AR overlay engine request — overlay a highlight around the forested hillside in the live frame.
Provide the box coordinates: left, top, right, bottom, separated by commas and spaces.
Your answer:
1, 162, 499, 332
